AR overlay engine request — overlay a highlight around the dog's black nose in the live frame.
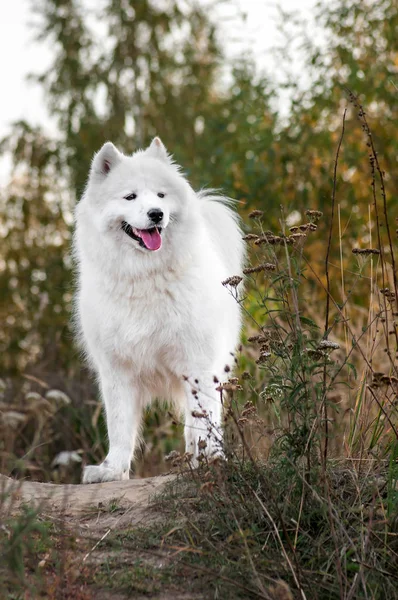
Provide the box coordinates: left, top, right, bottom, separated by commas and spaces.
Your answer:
148, 209, 164, 224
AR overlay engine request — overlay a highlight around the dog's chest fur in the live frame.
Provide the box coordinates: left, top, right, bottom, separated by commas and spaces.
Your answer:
79, 259, 217, 378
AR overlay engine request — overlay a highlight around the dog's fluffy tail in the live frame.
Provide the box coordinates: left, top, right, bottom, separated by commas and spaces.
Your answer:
198, 190, 245, 279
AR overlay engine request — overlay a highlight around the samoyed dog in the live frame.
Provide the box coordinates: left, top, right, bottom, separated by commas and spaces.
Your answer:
74, 137, 244, 483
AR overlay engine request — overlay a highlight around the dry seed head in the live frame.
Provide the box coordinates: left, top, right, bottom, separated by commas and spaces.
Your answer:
372, 372, 384, 381
241, 405, 257, 418
259, 343, 270, 353
216, 382, 243, 392
2, 411, 27, 429
319, 340, 340, 351
241, 371, 251, 380
261, 328, 280, 341
249, 334, 274, 344
305, 348, 328, 360
243, 262, 276, 274
301, 222, 317, 232
198, 439, 207, 450
257, 234, 293, 246
243, 400, 255, 409
248, 335, 262, 343
290, 233, 307, 241
165, 450, 181, 462
380, 375, 398, 386
256, 351, 271, 364
254, 234, 279, 245
289, 226, 299, 233
380, 288, 395, 301
46, 389, 71, 405
242, 233, 259, 241
305, 209, 323, 220
222, 275, 242, 287
192, 410, 208, 418
352, 248, 380, 255
254, 235, 271, 245
248, 209, 264, 218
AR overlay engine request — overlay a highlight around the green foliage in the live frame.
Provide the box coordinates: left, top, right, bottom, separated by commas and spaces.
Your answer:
0, 123, 72, 373
32, 0, 225, 196
275, 0, 397, 221
387, 442, 398, 518
0, 501, 53, 596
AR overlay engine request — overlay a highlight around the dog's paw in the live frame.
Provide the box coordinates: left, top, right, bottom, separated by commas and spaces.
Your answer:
82, 464, 129, 484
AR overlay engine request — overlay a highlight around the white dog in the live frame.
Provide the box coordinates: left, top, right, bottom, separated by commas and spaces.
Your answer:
74, 138, 244, 483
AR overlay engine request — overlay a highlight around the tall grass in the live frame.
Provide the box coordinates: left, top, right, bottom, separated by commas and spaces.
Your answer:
152, 99, 398, 598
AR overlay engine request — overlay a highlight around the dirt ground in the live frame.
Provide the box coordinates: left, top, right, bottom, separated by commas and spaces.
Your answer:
1, 472, 174, 522
1, 473, 205, 599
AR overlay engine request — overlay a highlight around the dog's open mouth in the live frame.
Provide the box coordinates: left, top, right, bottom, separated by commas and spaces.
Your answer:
121, 221, 162, 251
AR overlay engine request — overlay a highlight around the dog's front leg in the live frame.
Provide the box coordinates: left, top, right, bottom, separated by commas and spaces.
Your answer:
82, 372, 144, 484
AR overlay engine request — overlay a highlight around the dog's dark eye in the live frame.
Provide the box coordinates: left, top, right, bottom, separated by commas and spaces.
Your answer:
124, 193, 137, 201
157, 192, 165, 198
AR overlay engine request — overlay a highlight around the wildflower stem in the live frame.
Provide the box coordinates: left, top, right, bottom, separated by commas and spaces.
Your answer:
323, 108, 346, 465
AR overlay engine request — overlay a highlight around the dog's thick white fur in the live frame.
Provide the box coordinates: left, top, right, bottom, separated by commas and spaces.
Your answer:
74, 137, 244, 483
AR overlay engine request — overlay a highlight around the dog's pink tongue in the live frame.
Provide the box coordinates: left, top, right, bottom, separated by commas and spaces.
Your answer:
140, 228, 162, 251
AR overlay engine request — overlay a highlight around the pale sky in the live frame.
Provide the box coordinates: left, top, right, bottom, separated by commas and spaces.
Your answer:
0, 0, 315, 140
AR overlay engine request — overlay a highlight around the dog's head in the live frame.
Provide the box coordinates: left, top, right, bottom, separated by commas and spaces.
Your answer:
81, 138, 191, 252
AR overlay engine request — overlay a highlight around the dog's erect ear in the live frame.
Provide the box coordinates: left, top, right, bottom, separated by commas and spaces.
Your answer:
90, 142, 122, 180
145, 137, 171, 163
